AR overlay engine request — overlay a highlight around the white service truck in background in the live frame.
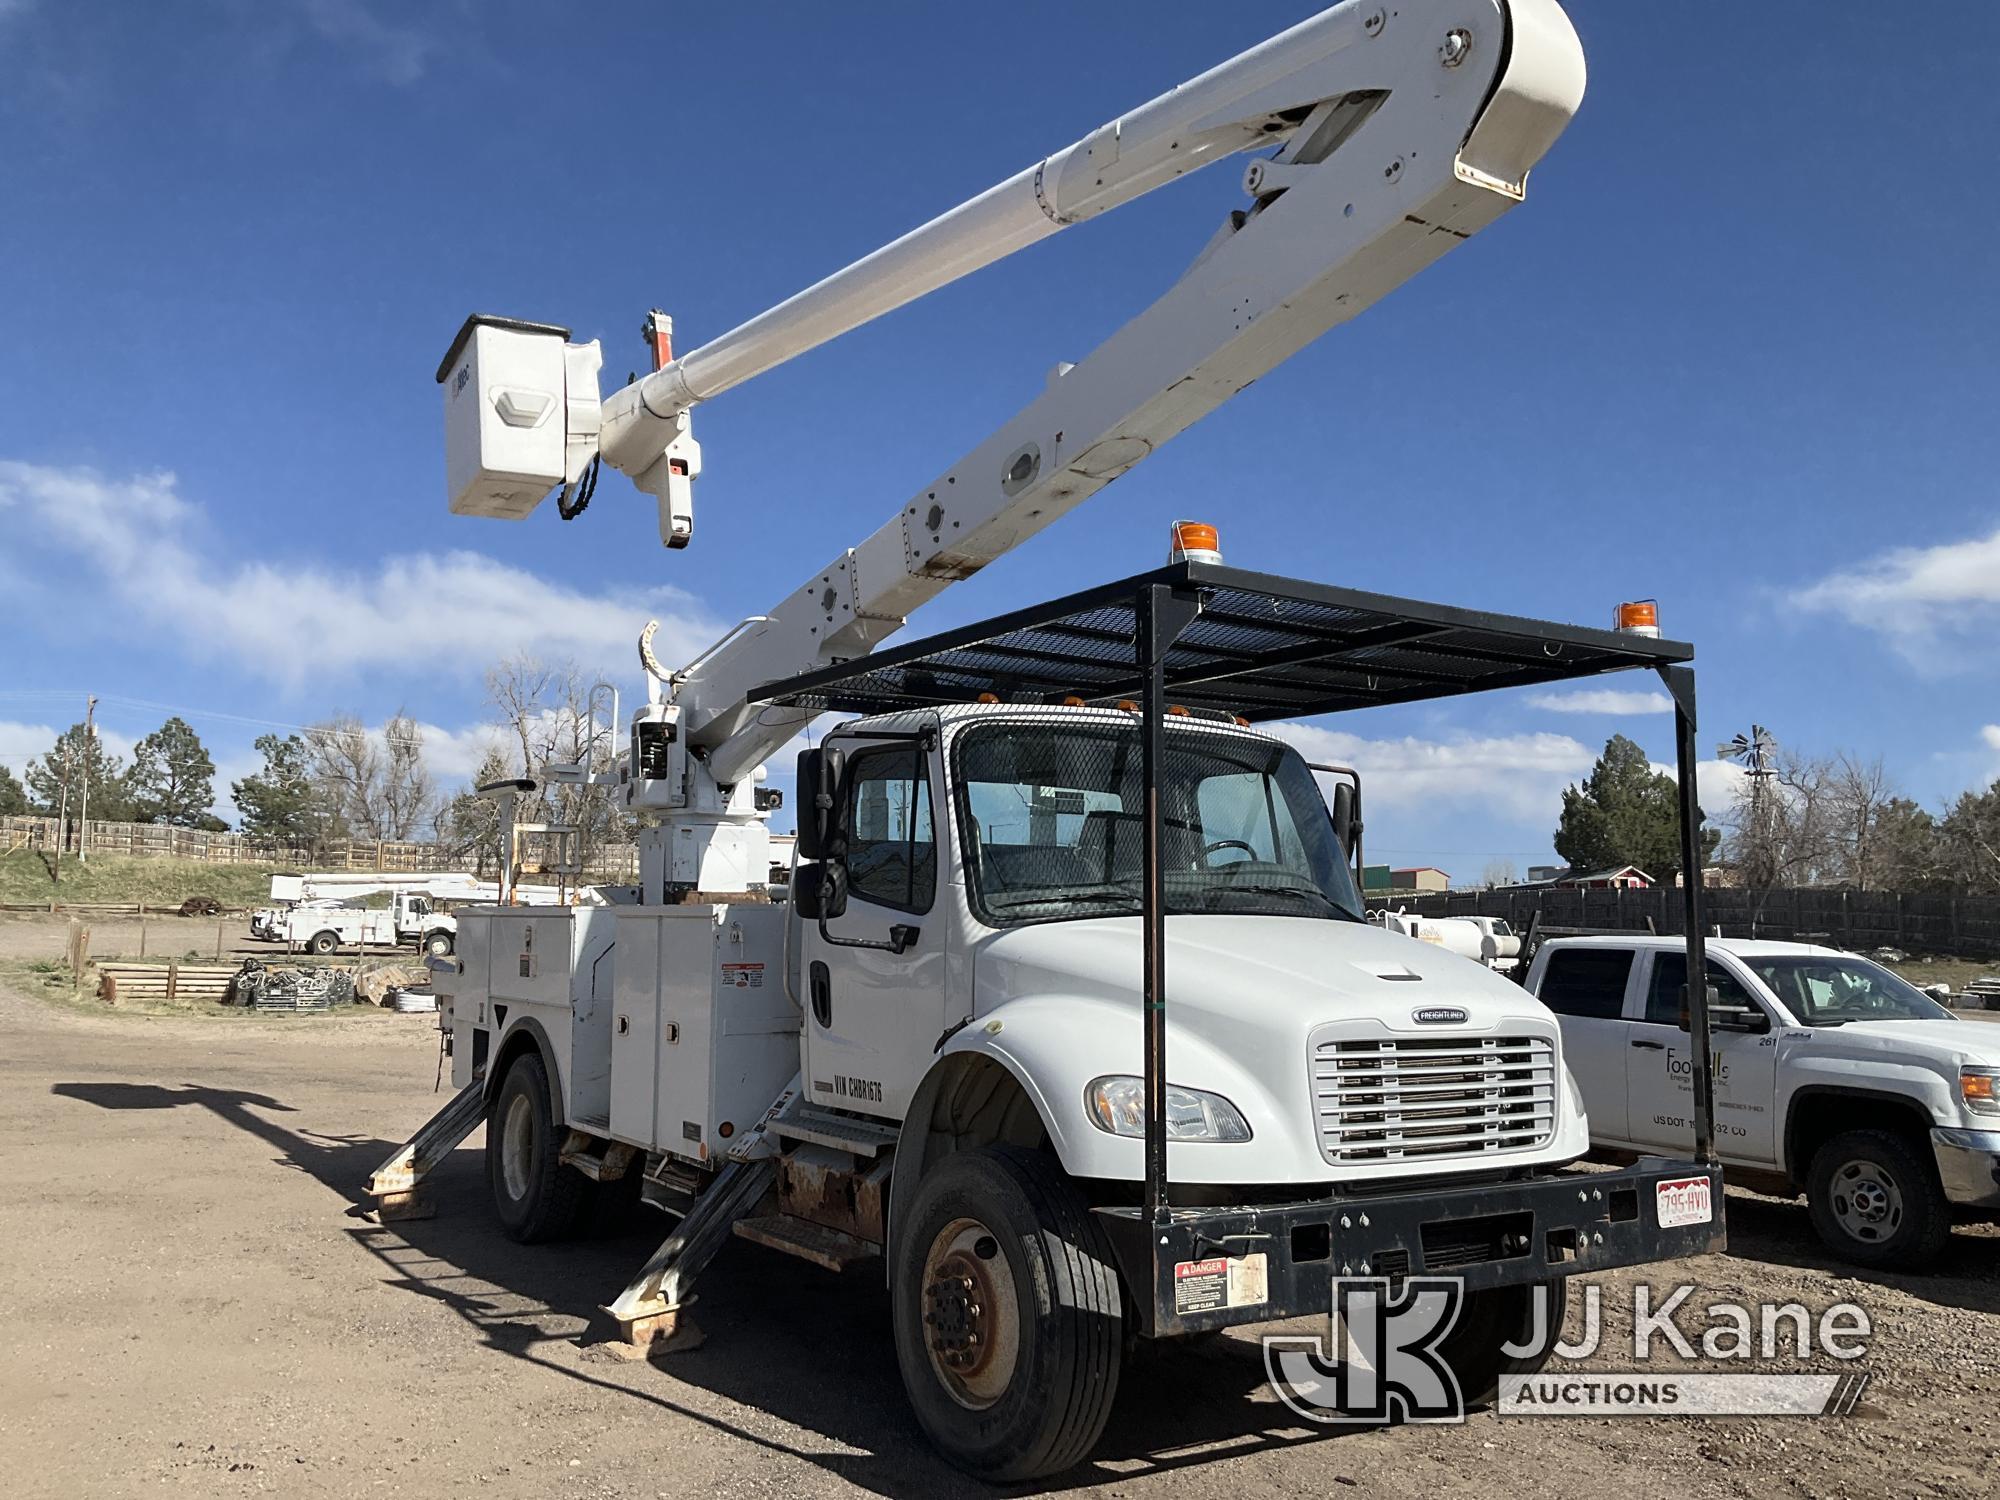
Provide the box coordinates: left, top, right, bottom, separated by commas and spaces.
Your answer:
1523, 935, 2000, 1267
1375, 910, 1523, 974
276, 889, 458, 957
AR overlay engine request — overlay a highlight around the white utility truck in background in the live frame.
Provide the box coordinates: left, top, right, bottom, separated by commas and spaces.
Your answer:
275, 889, 458, 957
1523, 935, 2000, 1268
374, 2, 1732, 1478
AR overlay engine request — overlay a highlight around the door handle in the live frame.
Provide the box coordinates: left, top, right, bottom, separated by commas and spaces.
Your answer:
1631, 1038, 1665, 1051
809, 961, 831, 1028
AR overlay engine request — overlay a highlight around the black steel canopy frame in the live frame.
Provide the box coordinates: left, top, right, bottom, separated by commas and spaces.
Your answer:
753, 562, 1720, 1330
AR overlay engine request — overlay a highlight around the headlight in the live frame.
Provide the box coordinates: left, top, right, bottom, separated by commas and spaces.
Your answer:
1962, 1068, 2000, 1117
1085, 1075, 1251, 1142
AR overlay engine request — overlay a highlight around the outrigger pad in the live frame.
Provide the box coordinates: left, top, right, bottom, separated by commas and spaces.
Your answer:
372, 1189, 435, 1223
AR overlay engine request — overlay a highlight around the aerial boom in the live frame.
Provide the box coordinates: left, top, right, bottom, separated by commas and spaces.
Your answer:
435, 0, 1585, 895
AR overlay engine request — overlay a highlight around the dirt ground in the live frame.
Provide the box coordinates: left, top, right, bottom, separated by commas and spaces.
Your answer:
1, 925, 1996, 1499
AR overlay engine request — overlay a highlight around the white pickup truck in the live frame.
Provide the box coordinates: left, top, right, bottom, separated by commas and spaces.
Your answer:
1523, 935, 2000, 1267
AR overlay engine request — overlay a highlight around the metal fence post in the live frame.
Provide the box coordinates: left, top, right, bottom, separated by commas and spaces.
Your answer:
1662, 665, 1716, 1166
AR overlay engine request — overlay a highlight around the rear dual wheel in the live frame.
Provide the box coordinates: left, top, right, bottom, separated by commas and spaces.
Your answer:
486, 1050, 591, 1243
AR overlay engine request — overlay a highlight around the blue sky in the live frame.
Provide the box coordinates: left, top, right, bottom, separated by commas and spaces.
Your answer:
3, 0, 1997, 878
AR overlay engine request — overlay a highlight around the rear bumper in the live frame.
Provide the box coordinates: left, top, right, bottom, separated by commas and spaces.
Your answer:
1931, 1127, 2000, 1208
1097, 1157, 1725, 1337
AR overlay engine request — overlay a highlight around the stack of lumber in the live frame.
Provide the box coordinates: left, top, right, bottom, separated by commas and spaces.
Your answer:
97, 962, 237, 1006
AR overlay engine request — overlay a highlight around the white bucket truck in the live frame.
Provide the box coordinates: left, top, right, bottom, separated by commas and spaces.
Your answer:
371, 2, 1734, 1477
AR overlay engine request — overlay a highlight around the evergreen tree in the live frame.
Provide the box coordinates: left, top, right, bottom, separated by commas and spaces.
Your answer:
1554, 734, 1695, 883
0, 763, 25, 816
131, 716, 222, 828
24, 723, 133, 822
232, 733, 336, 846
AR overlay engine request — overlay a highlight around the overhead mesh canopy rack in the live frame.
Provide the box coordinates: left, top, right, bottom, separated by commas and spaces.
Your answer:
751, 561, 1692, 721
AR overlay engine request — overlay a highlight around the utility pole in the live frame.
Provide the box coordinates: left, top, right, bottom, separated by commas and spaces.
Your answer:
54, 731, 71, 885
78, 695, 98, 866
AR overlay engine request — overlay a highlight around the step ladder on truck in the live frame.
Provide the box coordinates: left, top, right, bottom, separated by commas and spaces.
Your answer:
370, 0, 1730, 1479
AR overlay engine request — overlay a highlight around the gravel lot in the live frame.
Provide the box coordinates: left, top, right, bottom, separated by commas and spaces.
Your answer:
1, 930, 1995, 1499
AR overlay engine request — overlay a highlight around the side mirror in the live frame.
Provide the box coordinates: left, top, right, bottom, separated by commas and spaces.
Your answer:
797, 860, 848, 923
795, 746, 846, 861
1331, 783, 1361, 859
1680, 984, 1771, 1035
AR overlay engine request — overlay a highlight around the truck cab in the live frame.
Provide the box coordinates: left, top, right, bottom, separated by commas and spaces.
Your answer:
796, 705, 1582, 1184
1524, 935, 2000, 1267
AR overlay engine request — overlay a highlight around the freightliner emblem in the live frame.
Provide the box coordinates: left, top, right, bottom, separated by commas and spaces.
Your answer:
1411, 1006, 1469, 1025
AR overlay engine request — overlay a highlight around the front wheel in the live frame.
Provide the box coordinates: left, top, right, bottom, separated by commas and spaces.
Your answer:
1436, 1278, 1566, 1411
423, 930, 454, 959
891, 1146, 1123, 1482
1807, 1129, 1951, 1269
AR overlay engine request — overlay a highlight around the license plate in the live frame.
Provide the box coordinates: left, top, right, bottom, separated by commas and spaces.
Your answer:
1655, 1175, 1713, 1228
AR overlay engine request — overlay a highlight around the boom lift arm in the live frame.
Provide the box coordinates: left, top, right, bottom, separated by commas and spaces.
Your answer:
438, 0, 1586, 894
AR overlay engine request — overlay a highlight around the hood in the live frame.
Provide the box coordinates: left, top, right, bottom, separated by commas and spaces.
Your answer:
977, 913, 1545, 1038
1813, 1018, 2000, 1064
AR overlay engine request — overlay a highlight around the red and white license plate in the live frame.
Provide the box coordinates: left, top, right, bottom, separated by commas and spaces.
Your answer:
1655, 1176, 1714, 1228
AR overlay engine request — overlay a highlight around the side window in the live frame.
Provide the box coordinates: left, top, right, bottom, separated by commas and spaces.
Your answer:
1538, 948, 1634, 1020
845, 747, 935, 913
1644, 954, 1757, 1025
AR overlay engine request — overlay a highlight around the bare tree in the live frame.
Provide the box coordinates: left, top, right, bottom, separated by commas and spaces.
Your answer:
1824, 753, 1897, 890
1480, 859, 1519, 889
1720, 748, 1841, 908
304, 711, 438, 841
484, 656, 630, 872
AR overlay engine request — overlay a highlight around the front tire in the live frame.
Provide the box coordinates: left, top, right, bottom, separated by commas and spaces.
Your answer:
1807, 1128, 1950, 1269
891, 1146, 1122, 1482
485, 1050, 589, 1244
423, 930, 454, 959
1436, 1278, 1566, 1410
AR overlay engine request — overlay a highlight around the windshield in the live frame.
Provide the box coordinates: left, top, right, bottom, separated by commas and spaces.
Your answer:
953, 719, 1365, 926
1743, 955, 1953, 1027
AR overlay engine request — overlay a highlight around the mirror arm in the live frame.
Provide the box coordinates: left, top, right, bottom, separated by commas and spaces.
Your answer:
817, 914, 920, 954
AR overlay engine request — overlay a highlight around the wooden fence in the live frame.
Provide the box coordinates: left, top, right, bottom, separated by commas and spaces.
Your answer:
1368, 884, 2000, 960
0, 816, 641, 882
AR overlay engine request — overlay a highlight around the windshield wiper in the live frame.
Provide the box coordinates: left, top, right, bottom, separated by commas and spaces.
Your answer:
1211, 882, 1360, 918
987, 891, 1139, 913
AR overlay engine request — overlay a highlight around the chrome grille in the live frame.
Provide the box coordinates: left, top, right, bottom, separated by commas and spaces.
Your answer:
1312, 1033, 1556, 1163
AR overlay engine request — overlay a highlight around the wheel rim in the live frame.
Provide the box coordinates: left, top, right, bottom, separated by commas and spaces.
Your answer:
1830, 1158, 1904, 1242
920, 1216, 1020, 1410
500, 1092, 535, 1203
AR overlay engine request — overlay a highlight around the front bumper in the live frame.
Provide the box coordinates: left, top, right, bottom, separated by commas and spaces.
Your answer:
1931, 1127, 2000, 1208
1096, 1157, 1725, 1337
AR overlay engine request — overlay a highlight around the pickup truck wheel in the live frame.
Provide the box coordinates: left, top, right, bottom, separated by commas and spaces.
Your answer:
1437, 1277, 1566, 1410
423, 930, 454, 958
485, 1051, 589, 1244
891, 1145, 1122, 1481
1807, 1129, 1950, 1269
309, 930, 339, 956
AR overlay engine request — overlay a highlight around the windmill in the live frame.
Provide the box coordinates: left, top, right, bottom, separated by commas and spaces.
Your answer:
1717, 725, 1777, 779
1718, 725, 1779, 886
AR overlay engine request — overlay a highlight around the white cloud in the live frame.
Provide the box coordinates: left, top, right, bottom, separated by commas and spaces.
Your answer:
296, 0, 433, 84
0, 718, 137, 782
1267, 723, 1598, 823
1650, 756, 1750, 821
1790, 524, 2000, 664
1982, 725, 2000, 753
0, 461, 724, 692
1524, 688, 1672, 715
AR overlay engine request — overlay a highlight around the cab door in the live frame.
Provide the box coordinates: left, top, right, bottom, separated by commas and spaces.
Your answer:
1623, 951, 1779, 1164
802, 739, 951, 1122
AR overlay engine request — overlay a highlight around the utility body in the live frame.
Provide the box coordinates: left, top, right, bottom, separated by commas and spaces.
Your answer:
1525, 935, 2000, 1267
378, 1, 1732, 1478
